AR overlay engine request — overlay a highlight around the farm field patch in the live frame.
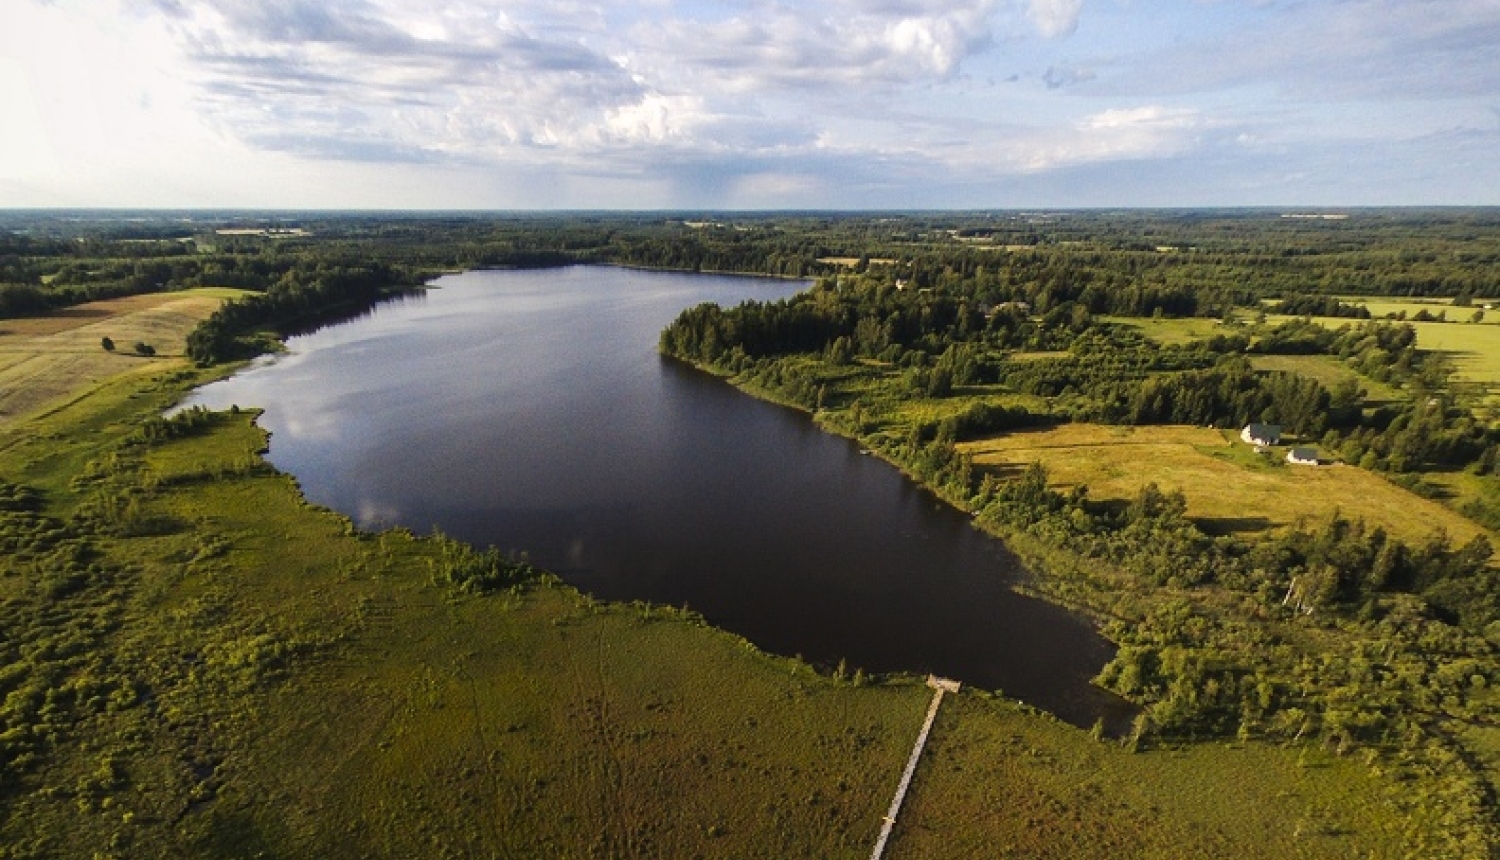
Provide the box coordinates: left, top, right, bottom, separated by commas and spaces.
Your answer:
1246, 354, 1403, 403
960, 423, 1491, 545
1270, 310, 1500, 397
0, 289, 242, 425
1099, 315, 1230, 346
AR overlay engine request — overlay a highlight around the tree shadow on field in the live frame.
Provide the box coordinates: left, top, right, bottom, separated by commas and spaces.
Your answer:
53, 306, 114, 321
1192, 515, 1273, 536
973, 462, 1032, 481
196, 808, 281, 859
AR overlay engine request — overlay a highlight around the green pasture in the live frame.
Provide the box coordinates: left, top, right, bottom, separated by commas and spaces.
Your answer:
1405, 321, 1500, 394
1338, 296, 1495, 323
960, 423, 1491, 546
1098, 315, 1233, 346
1268, 310, 1500, 396
0, 399, 1449, 858
0, 307, 1467, 857
1247, 354, 1403, 403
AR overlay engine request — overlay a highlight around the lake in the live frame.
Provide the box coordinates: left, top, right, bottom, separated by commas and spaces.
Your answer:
181, 266, 1132, 729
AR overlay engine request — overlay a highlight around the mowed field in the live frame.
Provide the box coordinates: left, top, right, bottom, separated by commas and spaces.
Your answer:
1337, 296, 1492, 323
960, 423, 1492, 545
0, 289, 242, 425
1265, 301, 1500, 397
1402, 321, 1500, 396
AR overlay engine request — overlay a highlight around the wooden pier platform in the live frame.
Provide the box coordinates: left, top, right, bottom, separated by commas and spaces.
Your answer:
869, 675, 960, 860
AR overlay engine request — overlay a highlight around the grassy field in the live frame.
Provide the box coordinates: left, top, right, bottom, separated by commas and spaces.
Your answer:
959, 423, 1492, 545
1099, 315, 1231, 346
1264, 310, 1500, 402
896, 694, 1440, 860
1403, 321, 1500, 397
1246, 354, 1404, 403
1339, 296, 1489, 322
0, 289, 244, 427
1, 392, 1450, 859
0, 297, 1468, 858
1256, 296, 1491, 322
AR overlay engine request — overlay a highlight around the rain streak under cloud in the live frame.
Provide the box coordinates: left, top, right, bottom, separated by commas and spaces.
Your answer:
2, 0, 1498, 208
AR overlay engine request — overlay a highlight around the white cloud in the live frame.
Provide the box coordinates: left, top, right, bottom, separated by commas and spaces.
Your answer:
604, 93, 709, 144
1027, 0, 1083, 38
98, 0, 1015, 173
3, 0, 1496, 207
1081, 105, 1195, 131
627, 1, 999, 92
135, 0, 654, 163
1020, 105, 1202, 170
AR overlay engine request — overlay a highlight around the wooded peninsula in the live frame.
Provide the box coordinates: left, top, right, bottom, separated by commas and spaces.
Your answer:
1, 209, 1496, 858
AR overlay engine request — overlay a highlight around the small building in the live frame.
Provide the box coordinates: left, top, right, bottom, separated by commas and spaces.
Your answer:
1286, 447, 1320, 466
1241, 423, 1282, 446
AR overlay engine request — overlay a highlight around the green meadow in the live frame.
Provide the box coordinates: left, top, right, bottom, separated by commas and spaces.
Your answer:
959, 423, 1491, 545
1339, 296, 1495, 323
1246, 354, 1404, 403
1262, 301, 1500, 401
1098, 315, 1230, 346
1404, 321, 1500, 398
0, 291, 1465, 857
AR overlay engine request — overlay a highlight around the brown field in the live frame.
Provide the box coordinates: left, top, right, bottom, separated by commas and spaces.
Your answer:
0, 289, 240, 425
961, 423, 1491, 545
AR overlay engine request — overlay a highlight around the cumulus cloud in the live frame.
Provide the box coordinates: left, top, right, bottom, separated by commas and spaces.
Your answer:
109, 0, 1023, 174
603, 93, 708, 144
139, 0, 656, 162
1020, 105, 1201, 170
12, 0, 1496, 207
1027, 0, 1082, 38
626, 0, 999, 92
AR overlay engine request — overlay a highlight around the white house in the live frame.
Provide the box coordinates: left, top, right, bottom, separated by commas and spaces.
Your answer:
1286, 447, 1320, 466
1241, 423, 1282, 446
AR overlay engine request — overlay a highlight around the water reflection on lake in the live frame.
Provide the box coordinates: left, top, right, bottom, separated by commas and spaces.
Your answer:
181, 266, 1133, 729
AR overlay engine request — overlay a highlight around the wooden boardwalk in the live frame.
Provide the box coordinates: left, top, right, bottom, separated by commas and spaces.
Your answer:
869, 675, 960, 860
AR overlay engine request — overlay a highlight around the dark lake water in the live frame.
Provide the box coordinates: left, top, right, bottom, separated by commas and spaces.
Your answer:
181, 266, 1132, 729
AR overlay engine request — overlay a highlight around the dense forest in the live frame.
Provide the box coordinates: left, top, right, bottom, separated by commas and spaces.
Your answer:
650, 210, 1500, 851
3, 209, 1499, 854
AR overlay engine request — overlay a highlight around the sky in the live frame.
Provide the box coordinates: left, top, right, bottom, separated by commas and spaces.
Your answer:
2, 0, 1498, 209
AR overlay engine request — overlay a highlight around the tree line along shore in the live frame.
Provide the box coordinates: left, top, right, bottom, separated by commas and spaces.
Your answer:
0, 209, 1496, 857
